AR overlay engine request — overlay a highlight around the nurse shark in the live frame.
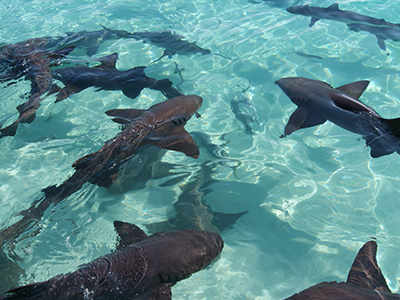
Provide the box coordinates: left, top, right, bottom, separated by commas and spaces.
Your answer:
50, 52, 183, 102
0, 95, 202, 250
1, 221, 223, 299
275, 77, 400, 158
285, 240, 400, 299
286, 3, 400, 28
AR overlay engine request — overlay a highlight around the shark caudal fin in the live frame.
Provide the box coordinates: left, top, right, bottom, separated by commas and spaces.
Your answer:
346, 241, 391, 292
113, 221, 148, 250
94, 52, 118, 69
362, 117, 400, 158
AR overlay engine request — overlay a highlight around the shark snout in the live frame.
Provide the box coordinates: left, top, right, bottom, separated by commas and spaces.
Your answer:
275, 77, 297, 95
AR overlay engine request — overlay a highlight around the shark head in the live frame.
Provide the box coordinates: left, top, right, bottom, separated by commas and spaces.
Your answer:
286, 5, 311, 16
140, 229, 223, 284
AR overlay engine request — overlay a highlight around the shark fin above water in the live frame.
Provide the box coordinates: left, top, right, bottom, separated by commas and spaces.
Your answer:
309, 4, 340, 27
346, 240, 391, 292
113, 220, 149, 250
335, 80, 370, 100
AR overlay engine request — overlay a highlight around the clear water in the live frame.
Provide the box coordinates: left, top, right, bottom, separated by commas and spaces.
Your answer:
1, 0, 400, 299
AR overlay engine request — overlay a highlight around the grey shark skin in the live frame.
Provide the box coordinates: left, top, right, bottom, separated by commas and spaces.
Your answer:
287, 3, 400, 28
51, 52, 183, 102
2, 221, 223, 299
347, 23, 400, 51
275, 77, 400, 158
0, 95, 202, 250
146, 161, 247, 234
285, 241, 400, 299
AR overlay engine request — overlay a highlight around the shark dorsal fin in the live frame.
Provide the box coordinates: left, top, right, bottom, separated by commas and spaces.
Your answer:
106, 108, 147, 124
94, 52, 118, 69
335, 81, 370, 100
113, 221, 148, 250
346, 241, 391, 292
155, 125, 200, 158
327, 3, 339, 10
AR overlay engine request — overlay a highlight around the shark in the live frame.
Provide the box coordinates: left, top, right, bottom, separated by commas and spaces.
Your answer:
275, 77, 400, 158
0, 95, 202, 251
0, 40, 74, 137
1, 221, 223, 299
285, 240, 400, 299
286, 3, 400, 28
103, 26, 215, 61
347, 22, 400, 51
50, 52, 183, 102
146, 161, 247, 234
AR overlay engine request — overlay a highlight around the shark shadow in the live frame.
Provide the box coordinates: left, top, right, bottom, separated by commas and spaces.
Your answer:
146, 161, 248, 234
0, 95, 202, 251
50, 52, 183, 102
285, 240, 400, 299
275, 76, 400, 158
2, 221, 223, 299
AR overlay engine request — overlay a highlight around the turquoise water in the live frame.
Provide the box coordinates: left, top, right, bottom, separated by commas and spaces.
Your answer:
1, 0, 400, 299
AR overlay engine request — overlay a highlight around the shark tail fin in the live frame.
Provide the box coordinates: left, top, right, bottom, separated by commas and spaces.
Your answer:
346, 241, 391, 292
211, 211, 248, 232
94, 53, 118, 69
150, 79, 184, 99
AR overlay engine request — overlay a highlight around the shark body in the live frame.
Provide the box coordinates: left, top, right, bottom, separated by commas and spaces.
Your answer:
0, 95, 202, 250
51, 52, 183, 102
275, 77, 400, 158
2, 221, 223, 299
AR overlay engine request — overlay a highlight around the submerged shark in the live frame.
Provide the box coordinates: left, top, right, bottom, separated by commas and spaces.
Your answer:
146, 161, 247, 234
2, 221, 223, 299
285, 240, 400, 299
275, 77, 400, 158
50, 52, 183, 102
0, 95, 202, 250
347, 22, 400, 51
0, 41, 74, 137
286, 3, 400, 28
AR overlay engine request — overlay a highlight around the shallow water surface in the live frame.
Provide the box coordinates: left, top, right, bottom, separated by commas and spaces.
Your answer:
1, 0, 400, 299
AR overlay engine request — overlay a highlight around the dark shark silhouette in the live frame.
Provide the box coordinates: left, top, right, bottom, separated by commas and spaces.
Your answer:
0, 40, 74, 137
103, 26, 212, 61
146, 161, 247, 234
347, 22, 400, 51
287, 3, 400, 28
2, 221, 223, 299
275, 77, 400, 158
0, 95, 202, 250
285, 241, 400, 299
50, 52, 183, 102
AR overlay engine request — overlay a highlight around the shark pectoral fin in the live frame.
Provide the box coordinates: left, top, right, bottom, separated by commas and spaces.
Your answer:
94, 52, 118, 69
309, 17, 320, 27
283, 107, 326, 137
86, 46, 99, 57
55, 85, 83, 102
72, 153, 96, 170
211, 211, 248, 232
346, 241, 391, 292
381, 117, 400, 137
46, 46, 75, 60
155, 126, 200, 158
363, 133, 394, 158
377, 36, 387, 51
335, 81, 370, 100
113, 221, 148, 250
106, 108, 147, 123
122, 88, 142, 99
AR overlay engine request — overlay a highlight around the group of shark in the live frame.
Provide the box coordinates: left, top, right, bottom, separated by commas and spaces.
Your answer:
1, 2, 400, 300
